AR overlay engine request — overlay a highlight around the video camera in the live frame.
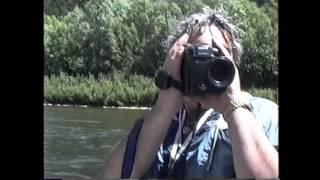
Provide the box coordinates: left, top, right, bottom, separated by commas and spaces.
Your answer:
181, 45, 235, 95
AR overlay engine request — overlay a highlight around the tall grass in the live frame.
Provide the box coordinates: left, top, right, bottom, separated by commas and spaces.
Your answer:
44, 73, 158, 107
44, 74, 278, 107
246, 87, 278, 104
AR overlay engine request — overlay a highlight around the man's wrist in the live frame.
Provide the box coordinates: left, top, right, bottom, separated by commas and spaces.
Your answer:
156, 88, 183, 113
222, 93, 253, 121
154, 69, 182, 92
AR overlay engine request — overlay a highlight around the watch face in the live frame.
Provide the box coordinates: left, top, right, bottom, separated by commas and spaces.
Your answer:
155, 70, 170, 89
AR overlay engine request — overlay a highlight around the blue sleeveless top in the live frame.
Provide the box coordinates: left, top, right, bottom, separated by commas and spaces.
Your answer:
122, 96, 278, 178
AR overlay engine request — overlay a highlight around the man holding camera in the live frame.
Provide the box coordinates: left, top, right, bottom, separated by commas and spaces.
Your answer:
104, 7, 278, 179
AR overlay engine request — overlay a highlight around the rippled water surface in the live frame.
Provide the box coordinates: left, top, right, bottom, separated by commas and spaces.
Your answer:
44, 106, 145, 179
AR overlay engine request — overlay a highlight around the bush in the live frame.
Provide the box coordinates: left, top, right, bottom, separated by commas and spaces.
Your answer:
217, 0, 278, 88
44, 0, 90, 17
246, 87, 278, 104
44, 0, 278, 88
44, 0, 184, 77
44, 74, 278, 106
44, 73, 158, 106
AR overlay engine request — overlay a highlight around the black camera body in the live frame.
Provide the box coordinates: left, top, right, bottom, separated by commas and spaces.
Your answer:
181, 45, 235, 95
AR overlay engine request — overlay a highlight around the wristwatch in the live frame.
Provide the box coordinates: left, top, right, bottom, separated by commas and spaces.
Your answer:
154, 70, 182, 91
223, 97, 253, 119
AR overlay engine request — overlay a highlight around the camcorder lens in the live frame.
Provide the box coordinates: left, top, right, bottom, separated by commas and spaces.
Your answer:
208, 58, 235, 87
209, 60, 230, 81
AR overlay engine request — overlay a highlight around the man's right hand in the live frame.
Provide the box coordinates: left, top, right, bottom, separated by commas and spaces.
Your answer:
163, 33, 189, 83
156, 33, 190, 112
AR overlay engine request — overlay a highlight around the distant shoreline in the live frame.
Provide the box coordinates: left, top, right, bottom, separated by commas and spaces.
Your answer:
43, 103, 151, 110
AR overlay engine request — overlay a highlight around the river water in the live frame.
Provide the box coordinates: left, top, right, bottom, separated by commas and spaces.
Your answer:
44, 106, 145, 179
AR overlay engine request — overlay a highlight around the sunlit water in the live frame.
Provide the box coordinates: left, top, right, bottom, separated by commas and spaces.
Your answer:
44, 106, 145, 180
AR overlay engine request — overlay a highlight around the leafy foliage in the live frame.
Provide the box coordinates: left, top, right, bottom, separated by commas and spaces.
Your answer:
44, 0, 278, 105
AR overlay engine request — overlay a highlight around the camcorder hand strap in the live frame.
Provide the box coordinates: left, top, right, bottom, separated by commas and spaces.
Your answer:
169, 77, 182, 91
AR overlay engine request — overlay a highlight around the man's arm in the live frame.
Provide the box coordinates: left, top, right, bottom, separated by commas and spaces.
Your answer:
130, 33, 189, 177
103, 89, 181, 178
130, 89, 182, 177
104, 33, 189, 178
225, 106, 278, 178
196, 26, 279, 178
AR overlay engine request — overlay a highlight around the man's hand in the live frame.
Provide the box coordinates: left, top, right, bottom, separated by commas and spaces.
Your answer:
156, 33, 190, 112
163, 33, 189, 82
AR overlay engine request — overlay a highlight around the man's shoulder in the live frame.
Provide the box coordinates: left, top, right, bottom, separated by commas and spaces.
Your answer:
250, 96, 279, 144
250, 96, 278, 111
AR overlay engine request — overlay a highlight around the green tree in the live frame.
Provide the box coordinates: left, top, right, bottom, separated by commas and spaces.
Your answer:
44, 0, 278, 88
214, 0, 278, 88
44, 0, 90, 17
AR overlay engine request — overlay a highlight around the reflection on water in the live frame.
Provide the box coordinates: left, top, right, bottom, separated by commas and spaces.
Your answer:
44, 106, 145, 180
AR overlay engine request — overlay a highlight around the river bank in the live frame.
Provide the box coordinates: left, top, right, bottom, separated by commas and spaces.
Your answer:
44, 103, 151, 110
44, 74, 278, 107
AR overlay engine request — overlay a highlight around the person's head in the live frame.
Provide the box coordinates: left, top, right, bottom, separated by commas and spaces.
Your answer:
166, 6, 242, 68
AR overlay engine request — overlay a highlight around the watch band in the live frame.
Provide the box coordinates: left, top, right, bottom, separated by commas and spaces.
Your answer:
223, 97, 253, 120
169, 78, 182, 91
155, 69, 182, 91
